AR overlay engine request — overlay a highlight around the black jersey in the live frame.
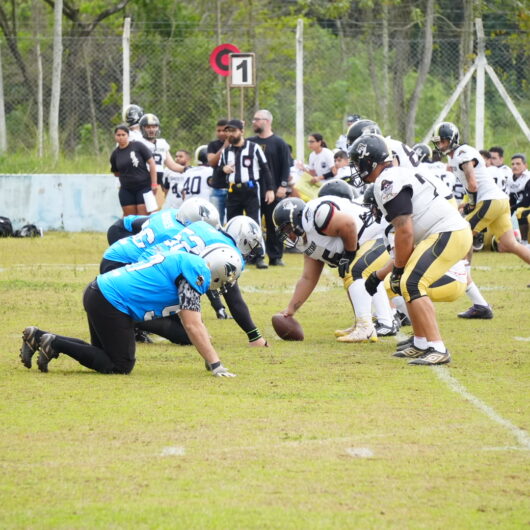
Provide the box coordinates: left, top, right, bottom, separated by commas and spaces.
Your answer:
110, 141, 153, 191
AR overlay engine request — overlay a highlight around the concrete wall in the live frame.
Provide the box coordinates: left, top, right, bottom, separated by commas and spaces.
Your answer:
0, 174, 123, 232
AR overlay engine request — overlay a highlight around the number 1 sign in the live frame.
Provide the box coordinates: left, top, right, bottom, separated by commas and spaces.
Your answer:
229, 53, 256, 87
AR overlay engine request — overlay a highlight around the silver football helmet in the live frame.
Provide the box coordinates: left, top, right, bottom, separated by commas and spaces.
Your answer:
177, 198, 220, 228
200, 243, 243, 292
223, 215, 264, 260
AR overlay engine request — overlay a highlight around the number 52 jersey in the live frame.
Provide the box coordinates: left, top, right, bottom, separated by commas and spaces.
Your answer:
373, 166, 469, 244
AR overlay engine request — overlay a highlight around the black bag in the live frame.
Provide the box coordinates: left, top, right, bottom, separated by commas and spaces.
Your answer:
0, 216, 13, 237
14, 224, 41, 238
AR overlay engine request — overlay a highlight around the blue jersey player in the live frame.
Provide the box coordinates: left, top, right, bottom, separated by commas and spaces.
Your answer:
20, 245, 243, 377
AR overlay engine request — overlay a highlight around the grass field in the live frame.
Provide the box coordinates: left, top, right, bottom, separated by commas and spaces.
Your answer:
1, 232, 529, 529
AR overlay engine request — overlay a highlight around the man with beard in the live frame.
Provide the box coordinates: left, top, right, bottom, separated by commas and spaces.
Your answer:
248, 109, 292, 266
219, 119, 275, 269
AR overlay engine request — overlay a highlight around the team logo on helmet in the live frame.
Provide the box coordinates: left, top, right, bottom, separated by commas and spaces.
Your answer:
196, 275, 205, 287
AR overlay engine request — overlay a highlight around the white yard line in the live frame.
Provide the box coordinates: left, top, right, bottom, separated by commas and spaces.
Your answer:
432, 366, 530, 450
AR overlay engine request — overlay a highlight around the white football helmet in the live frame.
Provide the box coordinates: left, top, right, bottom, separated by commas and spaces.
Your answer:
177, 198, 220, 228
223, 215, 264, 259
200, 243, 243, 292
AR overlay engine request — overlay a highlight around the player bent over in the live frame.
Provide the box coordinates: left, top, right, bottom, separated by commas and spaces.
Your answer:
19, 245, 242, 377
349, 134, 472, 365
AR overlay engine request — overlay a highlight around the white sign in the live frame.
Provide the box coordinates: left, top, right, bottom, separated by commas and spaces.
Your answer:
230, 53, 255, 87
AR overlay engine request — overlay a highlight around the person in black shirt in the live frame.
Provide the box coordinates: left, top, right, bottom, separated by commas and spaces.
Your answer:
110, 125, 158, 216
249, 109, 292, 266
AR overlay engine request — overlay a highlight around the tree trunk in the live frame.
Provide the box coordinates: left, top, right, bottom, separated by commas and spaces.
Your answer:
405, 0, 434, 144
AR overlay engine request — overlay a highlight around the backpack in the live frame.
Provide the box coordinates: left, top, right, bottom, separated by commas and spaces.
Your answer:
14, 224, 41, 238
0, 217, 13, 237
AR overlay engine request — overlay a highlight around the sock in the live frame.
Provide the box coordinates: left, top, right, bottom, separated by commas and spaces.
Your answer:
372, 283, 394, 327
428, 340, 446, 352
347, 279, 372, 321
466, 282, 488, 307
393, 296, 409, 319
413, 336, 428, 349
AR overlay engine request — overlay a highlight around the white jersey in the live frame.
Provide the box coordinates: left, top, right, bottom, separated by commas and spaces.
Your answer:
490, 165, 510, 193
295, 196, 383, 267
449, 144, 507, 202
420, 162, 456, 196
164, 165, 212, 210
374, 166, 469, 244
336, 134, 348, 152
163, 169, 187, 209
141, 138, 171, 174
507, 170, 530, 203
128, 129, 143, 142
308, 148, 335, 177
388, 138, 420, 169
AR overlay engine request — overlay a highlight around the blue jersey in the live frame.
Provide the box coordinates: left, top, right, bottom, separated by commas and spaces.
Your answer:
97, 251, 210, 322
140, 220, 244, 266
103, 209, 185, 264
122, 215, 149, 233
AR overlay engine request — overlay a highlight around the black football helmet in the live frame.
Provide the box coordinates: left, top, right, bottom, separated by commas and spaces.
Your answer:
123, 104, 144, 126
362, 184, 382, 224
139, 113, 160, 139
431, 122, 460, 155
318, 179, 354, 201
194, 145, 208, 165
346, 119, 382, 148
272, 198, 306, 243
412, 142, 433, 163
349, 134, 392, 187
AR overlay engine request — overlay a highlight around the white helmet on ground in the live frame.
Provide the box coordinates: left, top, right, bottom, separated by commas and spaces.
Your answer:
200, 243, 243, 292
177, 198, 220, 228
223, 215, 264, 260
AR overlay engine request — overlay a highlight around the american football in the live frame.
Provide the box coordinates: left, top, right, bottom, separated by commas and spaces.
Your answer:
271, 313, 304, 341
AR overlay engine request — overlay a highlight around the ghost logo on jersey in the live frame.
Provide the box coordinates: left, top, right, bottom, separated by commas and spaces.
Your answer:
130, 151, 140, 167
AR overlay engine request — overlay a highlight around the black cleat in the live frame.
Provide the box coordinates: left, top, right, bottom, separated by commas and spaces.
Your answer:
472, 232, 485, 251
393, 344, 428, 358
408, 348, 451, 365
255, 258, 269, 269
457, 304, 493, 319
20, 326, 40, 369
396, 310, 411, 327
395, 336, 413, 351
135, 329, 153, 343
269, 258, 285, 266
37, 334, 58, 373
216, 308, 233, 320
375, 320, 399, 337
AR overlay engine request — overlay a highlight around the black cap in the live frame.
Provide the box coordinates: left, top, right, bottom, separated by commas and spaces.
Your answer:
224, 119, 244, 130
347, 114, 360, 123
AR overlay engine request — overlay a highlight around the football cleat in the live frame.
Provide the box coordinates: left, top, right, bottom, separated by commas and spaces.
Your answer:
255, 258, 269, 269
135, 329, 154, 343
457, 304, 493, 319
334, 324, 356, 337
472, 232, 485, 251
393, 344, 428, 358
37, 334, 59, 373
375, 320, 398, 337
408, 348, 451, 365
395, 336, 414, 350
216, 308, 233, 320
20, 326, 40, 369
396, 310, 411, 327
337, 324, 378, 343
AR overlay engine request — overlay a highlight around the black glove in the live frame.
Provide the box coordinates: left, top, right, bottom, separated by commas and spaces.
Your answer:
390, 266, 404, 295
365, 271, 382, 296
462, 202, 474, 215
338, 250, 357, 278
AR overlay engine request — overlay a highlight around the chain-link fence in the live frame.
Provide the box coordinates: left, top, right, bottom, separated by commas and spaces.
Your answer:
1, 19, 529, 164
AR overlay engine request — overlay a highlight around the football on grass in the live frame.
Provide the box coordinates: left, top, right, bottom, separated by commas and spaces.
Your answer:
271, 313, 304, 341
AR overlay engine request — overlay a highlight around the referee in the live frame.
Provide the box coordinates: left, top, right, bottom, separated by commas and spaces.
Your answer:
220, 119, 275, 268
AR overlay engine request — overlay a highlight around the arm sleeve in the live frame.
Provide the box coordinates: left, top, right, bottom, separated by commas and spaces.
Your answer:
176, 277, 202, 312
222, 282, 260, 339
131, 217, 150, 234
384, 188, 413, 222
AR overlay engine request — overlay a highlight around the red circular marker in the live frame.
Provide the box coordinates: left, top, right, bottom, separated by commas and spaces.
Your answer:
210, 43, 241, 77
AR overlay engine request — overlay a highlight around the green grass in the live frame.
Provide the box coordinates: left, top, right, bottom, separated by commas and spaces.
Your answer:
0, 233, 529, 528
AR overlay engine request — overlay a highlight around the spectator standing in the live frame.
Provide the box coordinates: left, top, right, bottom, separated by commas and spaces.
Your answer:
110, 125, 158, 217
207, 119, 230, 225
219, 119, 275, 269
248, 109, 292, 266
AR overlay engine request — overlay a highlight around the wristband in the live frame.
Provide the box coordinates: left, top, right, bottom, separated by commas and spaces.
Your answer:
246, 327, 262, 342
209, 361, 221, 371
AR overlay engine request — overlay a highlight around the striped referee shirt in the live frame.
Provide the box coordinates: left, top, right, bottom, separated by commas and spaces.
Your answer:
219, 140, 274, 190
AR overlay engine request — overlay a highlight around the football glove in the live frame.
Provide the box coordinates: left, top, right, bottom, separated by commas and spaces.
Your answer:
390, 266, 404, 295
365, 271, 382, 296
338, 250, 357, 278
211, 364, 236, 377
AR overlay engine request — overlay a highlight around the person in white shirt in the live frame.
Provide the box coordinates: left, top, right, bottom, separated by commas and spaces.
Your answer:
489, 146, 512, 193
305, 133, 335, 185
349, 133, 472, 366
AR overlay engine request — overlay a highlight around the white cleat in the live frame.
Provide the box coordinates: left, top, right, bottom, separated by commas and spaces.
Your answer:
337, 325, 378, 343
334, 324, 356, 337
